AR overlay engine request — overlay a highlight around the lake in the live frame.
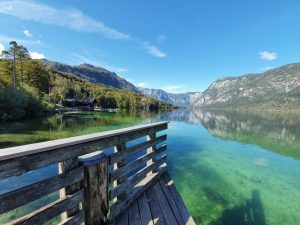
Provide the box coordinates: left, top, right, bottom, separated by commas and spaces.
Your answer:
0, 109, 300, 225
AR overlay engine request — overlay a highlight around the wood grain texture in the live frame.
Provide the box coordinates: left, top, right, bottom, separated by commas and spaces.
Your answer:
109, 165, 167, 220
138, 193, 154, 225
110, 144, 167, 182
58, 210, 85, 225
163, 173, 196, 225
109, 134, 167, 165
146, 187, 167, 225
0, 166, 83, 214
110, 155, 166, 199
7, 190, 84, 225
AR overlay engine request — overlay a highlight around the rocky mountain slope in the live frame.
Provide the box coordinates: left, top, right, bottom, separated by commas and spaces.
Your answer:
194, 63, 300, 108
42, 60, 137, 91
138, 88, 202, 107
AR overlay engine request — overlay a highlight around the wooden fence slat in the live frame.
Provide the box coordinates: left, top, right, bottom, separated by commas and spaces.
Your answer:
0, 166, 83, 214
7, 189, 84, 225
109, 165, 167, 220
109, 134, 167, 165
58, 210, 85, 225
110, 155, 167, 199
0, 124, 168, 180
111, 145, 167, 182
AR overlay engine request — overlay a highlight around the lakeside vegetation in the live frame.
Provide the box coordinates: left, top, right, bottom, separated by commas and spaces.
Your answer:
0, 41, 173, 122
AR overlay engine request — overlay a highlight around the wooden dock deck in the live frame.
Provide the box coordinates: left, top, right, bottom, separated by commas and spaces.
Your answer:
110, 172, 195, 225
0, 122, 195, 225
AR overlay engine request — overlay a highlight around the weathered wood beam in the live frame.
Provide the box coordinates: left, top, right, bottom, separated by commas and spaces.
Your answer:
7, 190, 84, 225
109, 135, 167, 165
0, 123, 168, 180
0, 166, 83, 214
80, 153, 108, 225
110, 155, 166, 200
110, 144, 167, 182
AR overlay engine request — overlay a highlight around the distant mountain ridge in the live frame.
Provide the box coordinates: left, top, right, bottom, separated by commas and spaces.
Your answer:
42, 60, 137, 91
42, 59, 300, 109
137, 88, 202, 107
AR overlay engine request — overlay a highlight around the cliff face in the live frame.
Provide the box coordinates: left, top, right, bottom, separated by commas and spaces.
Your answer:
193, 63, 300, 108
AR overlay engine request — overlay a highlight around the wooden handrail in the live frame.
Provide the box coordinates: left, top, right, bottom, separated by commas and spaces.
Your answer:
0, 121, 169, 225
0, 121, 169, 161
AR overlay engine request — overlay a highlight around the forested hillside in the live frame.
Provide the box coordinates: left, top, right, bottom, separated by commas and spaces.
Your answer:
0, 41, 173, 122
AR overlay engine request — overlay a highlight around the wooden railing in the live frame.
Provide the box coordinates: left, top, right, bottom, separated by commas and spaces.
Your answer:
0, 121, 168, 225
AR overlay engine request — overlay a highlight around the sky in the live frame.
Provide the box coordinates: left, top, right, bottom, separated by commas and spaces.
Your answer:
0, 0, 300, 93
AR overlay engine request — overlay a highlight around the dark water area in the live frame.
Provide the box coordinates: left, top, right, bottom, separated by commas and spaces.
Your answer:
0, 109, 299, 225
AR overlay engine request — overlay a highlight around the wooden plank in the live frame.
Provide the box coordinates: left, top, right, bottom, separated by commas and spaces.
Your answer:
109, 134, 167, 164
0, 166, 84, 214
58, 210, 85, 225
111, 144, 167, 182
0, 123, 168, 180
163, 173, 196, 225
153, 182, 178, 225
159, 175, 184, 224
7, 189, 84, 225
0, 122, 168, 161
138, 193, 154, 225
128, 200, 141, 225
116, 209, 128, 225
108, 218, 117, 225
109, 165, 167, 220
110, 155, 166, 199
146, 187, 167, 225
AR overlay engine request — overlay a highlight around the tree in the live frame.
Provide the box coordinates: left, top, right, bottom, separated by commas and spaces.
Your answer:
1, 41, 18, 88
16, 45, 30, 83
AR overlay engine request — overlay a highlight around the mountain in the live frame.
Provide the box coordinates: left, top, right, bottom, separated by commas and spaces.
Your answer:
193, 63, 300, 108
138, 88, 202, 107
42, 60, 137, 91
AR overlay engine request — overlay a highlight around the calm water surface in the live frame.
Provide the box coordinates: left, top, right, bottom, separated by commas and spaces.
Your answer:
0, 109, 300, 225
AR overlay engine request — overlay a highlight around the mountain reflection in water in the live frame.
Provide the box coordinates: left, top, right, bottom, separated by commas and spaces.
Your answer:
153, 109, 300, 159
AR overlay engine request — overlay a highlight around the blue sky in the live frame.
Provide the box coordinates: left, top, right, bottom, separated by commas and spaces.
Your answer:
0, 0, 300, 93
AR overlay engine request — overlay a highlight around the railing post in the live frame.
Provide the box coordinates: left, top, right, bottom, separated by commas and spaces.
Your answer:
59, 157, 81, 221
79, 152, 109, 225
147, 132, 157, 175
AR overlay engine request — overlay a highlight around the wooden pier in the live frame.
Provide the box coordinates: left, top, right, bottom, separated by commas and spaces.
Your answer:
0, 122, 195, 225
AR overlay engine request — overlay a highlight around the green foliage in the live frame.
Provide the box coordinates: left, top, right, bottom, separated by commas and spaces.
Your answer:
0, 41, 173, 121
0, 86, 45, 121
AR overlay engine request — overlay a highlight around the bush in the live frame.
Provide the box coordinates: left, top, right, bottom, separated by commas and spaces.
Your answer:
0, 86, 45, 121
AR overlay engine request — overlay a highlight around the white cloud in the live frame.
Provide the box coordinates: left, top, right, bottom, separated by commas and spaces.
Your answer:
157, 35, 168, 43
0, 0, 166, 58
23, 29, 32, 37
162, 85, 186, 93
30, 51, 45, 59
136, 82, 147, 88
0, 0, 130, 40
0, 43, 5, 52
142, 42, 166, 58
259, 51, 277, 61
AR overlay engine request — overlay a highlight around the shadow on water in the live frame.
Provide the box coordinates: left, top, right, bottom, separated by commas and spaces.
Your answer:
210, 190, 266, 225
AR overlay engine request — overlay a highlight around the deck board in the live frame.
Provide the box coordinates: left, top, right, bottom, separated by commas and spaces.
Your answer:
110, 172, 195, 225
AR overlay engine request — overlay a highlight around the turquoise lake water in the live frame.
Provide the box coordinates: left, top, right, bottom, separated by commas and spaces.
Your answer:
0, 109, 299, 225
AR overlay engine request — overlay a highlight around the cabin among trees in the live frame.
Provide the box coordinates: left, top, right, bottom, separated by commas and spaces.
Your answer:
62, 98, 97, 108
